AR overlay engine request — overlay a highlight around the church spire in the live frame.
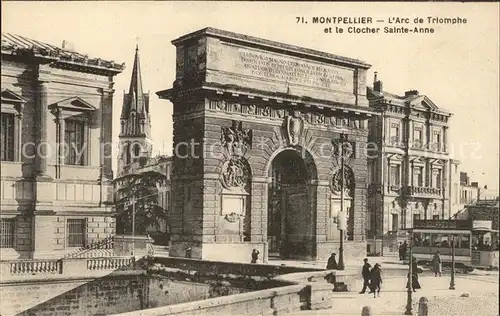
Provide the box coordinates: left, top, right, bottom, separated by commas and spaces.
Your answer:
117, 43, 152, 176
119, 43, 151, 138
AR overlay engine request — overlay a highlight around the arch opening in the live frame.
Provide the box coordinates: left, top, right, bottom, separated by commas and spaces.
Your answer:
267, 148, 317, 260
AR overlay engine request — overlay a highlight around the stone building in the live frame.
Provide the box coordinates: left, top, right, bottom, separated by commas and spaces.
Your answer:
157, 27, 378, 262
0, 34, 124, 259
114, 45, 171, 239
459, 172, 480, 207
366, 73, 460, 254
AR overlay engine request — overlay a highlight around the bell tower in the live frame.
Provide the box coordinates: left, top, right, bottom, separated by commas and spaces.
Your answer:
117, 44, 152, 176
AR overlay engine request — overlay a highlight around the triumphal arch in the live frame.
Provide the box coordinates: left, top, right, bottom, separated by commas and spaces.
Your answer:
157, 27, 378, 262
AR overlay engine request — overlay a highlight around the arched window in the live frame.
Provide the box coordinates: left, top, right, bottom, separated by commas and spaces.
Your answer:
133, 143, 141, 158
125, 143, 131, 165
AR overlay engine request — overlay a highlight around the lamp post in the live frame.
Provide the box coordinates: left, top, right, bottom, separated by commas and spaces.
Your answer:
449, 235, 456, 290
405, 230, 413, 315
337, 133, 347, 270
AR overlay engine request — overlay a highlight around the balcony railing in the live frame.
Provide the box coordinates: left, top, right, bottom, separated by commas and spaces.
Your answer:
404, 186, 443, 197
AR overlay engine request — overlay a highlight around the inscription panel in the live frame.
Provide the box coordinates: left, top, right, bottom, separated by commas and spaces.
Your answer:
206, 40, 357, 99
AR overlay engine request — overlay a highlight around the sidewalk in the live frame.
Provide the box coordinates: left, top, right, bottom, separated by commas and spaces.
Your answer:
292, 274, 499, 316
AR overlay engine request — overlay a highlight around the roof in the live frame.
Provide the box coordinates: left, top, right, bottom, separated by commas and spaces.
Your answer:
172, 27, 371, 69
1, 33, 125, 75
367, 86, 452, 116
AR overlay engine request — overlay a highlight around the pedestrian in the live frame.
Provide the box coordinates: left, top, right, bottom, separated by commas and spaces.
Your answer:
326, 253, 338, 270
406, 256, 422, 292
398, 242, 404, 260
250, 249, 260, 263
432, 251, 442, 277
369, 263, 383, 298
359, 258, 372, 294
401, 241, 408, 260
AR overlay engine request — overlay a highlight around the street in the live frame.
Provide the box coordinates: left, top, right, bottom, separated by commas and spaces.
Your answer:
294, 271, 499, 316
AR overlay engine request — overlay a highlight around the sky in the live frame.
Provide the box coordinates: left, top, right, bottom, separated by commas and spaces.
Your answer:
2, 2, 499, 190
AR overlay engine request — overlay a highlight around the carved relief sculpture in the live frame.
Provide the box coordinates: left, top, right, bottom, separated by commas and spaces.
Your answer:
330, 165, 355, 197
221, 120, 252, 157
221, 157, 250, 190
286, 110, 304, 146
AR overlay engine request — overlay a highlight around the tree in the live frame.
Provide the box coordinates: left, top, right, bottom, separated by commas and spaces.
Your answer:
114, 170, 168, 235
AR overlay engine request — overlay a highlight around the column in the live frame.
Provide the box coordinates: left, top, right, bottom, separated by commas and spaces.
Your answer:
36, 80, 51, 179
100, 88, 114, 180
55, 112, 65, 178
14, 112, 23, 162
443, 126, 448, 153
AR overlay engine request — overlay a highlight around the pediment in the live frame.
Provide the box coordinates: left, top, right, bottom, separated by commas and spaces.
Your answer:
410, 156, 426, 165
49, 96, 96, 112
430, 158, 445, 166
387, 154, 403, 162
408, 95, 439, 111
1, 89, 28, 104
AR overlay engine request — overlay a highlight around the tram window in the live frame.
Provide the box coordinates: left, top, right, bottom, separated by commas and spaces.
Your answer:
460, 234, 470, 249
422, 233, 431, 246
449, 234, 460, 248
431, 234, 443, 247
413, 232, 423, 246
440, 235, 450, 248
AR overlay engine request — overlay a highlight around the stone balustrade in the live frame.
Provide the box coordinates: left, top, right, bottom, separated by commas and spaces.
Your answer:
9, 259, 62, 275
87, 257, 134, 270
0, 256, 135, 283
405, 185, 443, 197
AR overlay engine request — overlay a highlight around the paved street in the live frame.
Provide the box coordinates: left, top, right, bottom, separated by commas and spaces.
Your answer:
293, 273, 499, 316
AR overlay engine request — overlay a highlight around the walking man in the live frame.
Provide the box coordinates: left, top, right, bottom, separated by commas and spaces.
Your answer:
359, 258, 372, 294
432, 251, 442, 277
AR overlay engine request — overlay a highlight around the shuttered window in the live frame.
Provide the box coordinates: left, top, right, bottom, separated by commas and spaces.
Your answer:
1, 113, 15, 161
64, 119, 85, 165
0, 219, 15, 248
67, 219, 86, 247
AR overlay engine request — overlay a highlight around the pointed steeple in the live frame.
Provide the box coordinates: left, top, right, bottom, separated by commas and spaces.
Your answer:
119, 44, 151, 138
117, 44, 153, 176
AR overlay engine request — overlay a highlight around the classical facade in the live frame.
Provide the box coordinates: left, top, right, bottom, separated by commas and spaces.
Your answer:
366, 73, 460, 253
157, 28, 378, 262
0, 33, 124, 259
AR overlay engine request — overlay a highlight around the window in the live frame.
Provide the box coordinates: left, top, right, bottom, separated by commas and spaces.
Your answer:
64, 119, 85, 165
433, 170, 442, 189
165, 191, 170, 211
413, 214, 421, 221
67, 219, 86, 247
433, 131, 441, 151
432, 215, 440, 220
390, 165, 400, 186
390, 123, 400, 144
391, 214, 398, 232
0, 218, 15, 248
413, 127, 423, 147
1, 113, 15, 161
414, 167, 423, 187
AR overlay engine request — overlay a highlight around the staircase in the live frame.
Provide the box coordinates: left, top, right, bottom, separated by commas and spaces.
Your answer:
62, 235, 115, 259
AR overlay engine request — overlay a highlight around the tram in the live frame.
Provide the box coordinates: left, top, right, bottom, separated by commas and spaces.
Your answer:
408, 219, 499, 271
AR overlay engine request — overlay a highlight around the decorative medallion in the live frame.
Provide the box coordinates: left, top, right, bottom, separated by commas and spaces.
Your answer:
221, 157, 250, 190
330, 165, 355, 197
221, 120, 252, 157
224, 212, 240, 223
286, 110, 304, 146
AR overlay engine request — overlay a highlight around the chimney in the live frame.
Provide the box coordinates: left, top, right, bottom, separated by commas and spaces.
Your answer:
373, 71, 383, 93
61, 40, 75, 51
405, 90, 419, 97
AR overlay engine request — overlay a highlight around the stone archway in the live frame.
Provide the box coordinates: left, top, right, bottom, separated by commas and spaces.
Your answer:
267, 148, 317, 260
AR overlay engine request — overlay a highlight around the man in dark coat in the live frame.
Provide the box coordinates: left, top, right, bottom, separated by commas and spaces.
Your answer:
369, 263, 383, 297
326, 253, 338, 270
250, 249, 260, 263
359, 258, 372, 294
